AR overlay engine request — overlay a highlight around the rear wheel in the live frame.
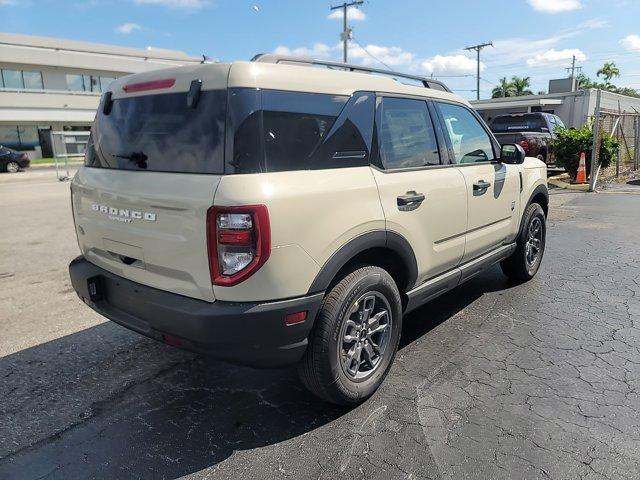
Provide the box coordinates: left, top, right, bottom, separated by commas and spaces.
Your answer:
501, 203, 546, 281
5, 161, 20, 173
298, 266, 402, 405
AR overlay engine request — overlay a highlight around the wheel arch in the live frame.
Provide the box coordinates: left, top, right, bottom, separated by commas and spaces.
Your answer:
307, 231, 418, 299
527, 183, 549, 217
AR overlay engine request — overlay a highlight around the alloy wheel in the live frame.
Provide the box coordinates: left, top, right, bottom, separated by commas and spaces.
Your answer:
339, 292, 392, 380
525, 217, 543, 267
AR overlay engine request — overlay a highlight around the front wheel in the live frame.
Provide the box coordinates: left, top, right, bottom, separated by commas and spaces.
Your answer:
298, 266, 402, 405
5, 161, 20, 173
501, 203, 546, 281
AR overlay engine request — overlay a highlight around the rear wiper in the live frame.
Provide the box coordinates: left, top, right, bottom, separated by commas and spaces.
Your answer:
112, 151, 148, 169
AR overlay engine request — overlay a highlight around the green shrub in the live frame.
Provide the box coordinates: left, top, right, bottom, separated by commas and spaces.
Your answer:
553, 125, 618, 179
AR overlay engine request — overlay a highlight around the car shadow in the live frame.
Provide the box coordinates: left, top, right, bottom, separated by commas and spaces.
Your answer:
0, 266, 514, 479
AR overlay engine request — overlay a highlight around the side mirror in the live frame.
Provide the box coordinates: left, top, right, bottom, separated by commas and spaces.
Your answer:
500, 143, 526, 164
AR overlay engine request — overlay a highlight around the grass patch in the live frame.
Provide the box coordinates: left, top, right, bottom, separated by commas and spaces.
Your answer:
30, 158, 83, 165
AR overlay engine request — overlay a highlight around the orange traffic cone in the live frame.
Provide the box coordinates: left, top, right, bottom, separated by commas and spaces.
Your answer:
575, 151, 587, 184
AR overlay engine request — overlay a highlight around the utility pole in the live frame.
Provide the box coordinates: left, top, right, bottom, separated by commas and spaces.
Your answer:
330, 0, 363, 63
465, 42, 492, 100
565, 55, 582, 91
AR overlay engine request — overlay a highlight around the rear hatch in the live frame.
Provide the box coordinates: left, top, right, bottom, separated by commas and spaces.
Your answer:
71, 64, 231, 302
490, 114, 548, 144
492, 132, 524, 144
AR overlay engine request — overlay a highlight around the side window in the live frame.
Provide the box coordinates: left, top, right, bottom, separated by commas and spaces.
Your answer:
436, 102, 495, 164
554, 116, 565, 129
377, 97, 440, 169
228, 89, 375, 173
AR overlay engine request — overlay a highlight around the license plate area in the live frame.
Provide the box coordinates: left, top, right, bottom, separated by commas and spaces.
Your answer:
87, 276, 103, 302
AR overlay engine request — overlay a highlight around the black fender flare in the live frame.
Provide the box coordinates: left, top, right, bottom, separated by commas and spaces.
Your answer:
307, 230, 418, 295
526, 184, 549, 215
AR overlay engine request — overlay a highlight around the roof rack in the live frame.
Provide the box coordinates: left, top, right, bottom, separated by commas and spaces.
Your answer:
251, 53, 451, 93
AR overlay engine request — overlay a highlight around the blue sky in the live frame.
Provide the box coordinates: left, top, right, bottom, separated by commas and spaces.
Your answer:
2, 0, 640, 99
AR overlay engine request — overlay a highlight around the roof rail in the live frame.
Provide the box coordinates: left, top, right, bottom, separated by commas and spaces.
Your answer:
250, 53, 451, 93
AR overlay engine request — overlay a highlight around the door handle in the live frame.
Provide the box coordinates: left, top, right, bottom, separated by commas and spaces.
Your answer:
473, 180, 491, 195
397, 191, 425, 211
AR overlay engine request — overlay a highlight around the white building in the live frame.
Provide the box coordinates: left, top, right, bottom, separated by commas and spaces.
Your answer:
471, 79, 640, 129
0, 32, 203, 157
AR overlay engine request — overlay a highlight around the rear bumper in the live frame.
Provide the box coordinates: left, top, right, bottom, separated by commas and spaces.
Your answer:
19, 158, 30, 168
69, 256, 323, 368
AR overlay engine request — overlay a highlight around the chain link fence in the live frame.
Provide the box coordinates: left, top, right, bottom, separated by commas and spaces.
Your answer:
590, 90, 640, 190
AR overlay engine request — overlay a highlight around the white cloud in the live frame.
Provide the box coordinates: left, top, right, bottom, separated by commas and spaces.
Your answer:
527, 0, 582, 13
422, 55, 480, 75
133, 0, 207, 9
621, 34, 640, 51
349, 44, 414, 67
116, 22, 142, 34
273, 42, 335, 59
526, 48, 586, 67
327, 6, 365, 21
273, 42, 415, 70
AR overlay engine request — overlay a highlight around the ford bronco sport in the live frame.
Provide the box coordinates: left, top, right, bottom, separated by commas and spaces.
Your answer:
69, 54, 548, 405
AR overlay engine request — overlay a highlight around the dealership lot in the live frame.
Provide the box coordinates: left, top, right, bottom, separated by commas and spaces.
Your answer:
1, 170, 639, 479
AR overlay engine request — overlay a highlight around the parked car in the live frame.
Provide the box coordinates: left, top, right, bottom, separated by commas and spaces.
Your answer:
0, 145, 30, 173
68, 55, 548, 405
489, 112, 565, 165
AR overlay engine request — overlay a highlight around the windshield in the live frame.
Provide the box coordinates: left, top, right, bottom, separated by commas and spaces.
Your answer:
490, 114, 548, 133
85, 89, 226, 174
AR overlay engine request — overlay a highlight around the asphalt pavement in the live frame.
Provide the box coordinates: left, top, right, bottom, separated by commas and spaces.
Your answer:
1, 169, 639, 479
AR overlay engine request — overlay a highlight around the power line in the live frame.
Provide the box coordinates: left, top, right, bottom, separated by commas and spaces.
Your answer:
464, 42, 493, 100
350, 37, 393, 71
329, 1, 364, 63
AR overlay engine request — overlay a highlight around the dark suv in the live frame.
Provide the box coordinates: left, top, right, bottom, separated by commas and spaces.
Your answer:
489, 113, 565, 165
0, 146, 30, 173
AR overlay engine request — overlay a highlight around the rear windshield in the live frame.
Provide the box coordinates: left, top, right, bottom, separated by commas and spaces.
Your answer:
85, 87, 375, 175
489, 114, 547, 133
85, 90, 226, 174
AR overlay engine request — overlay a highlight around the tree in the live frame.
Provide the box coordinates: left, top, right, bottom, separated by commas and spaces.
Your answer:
510, 76, 534, 96
576, 73, 596, 89
576, 67, 639, 98
491, 77, 515, 98
597, 62, 620, 84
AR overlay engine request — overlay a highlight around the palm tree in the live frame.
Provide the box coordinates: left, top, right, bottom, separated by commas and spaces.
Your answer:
491, 77, 515, 98
576, 73, 595, 89
510, 76, 534, 96
597, 62, 620, 84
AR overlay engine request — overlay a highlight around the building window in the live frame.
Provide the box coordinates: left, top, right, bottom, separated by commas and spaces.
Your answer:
17, 126, 40, 148
0, 125, 41, 150
66, 73, 112, 92
66, 74, 85, 92
0, 70, 44, 90
0, 126, 20, 146
100, 77, 115, 91
23, 71, 44, 90
2, 70, 24, 89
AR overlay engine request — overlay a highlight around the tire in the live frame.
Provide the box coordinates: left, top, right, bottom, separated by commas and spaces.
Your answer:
500, 203, 546, 281
298, 266, 402, 405
5, 161, 20, 173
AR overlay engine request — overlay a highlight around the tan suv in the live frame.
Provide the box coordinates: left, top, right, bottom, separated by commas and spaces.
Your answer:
69, 55, 548, 405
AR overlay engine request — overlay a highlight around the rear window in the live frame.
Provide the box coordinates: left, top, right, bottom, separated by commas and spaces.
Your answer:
490, 114, 547, 133
85, 90, 226, 174
227, 89, 375, 173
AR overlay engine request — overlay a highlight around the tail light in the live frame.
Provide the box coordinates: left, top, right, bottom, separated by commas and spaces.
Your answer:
520, 139, 530, 153
20, 153, 28, 160
207, 205, 270, 286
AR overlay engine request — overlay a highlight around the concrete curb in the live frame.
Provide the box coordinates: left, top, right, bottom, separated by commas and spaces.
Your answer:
548, 175, 590, 192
